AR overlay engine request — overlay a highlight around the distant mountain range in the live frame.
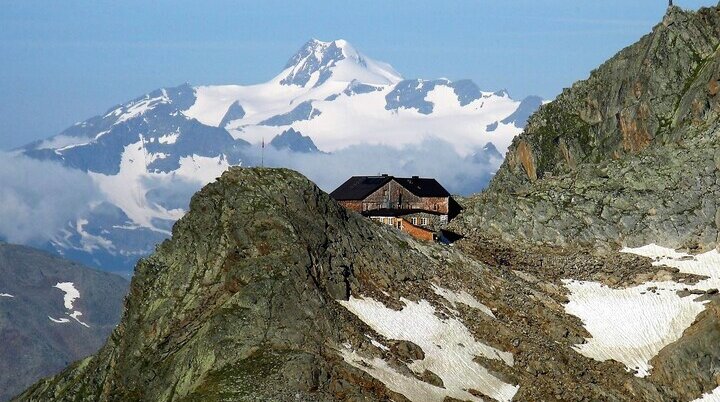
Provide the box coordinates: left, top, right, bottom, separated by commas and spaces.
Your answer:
17, 39, 540, 273
0, 242, 127, 401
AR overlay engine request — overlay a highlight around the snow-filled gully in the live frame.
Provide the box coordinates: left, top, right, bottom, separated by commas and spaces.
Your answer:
49, 282, 90, 328
563, 244, 720, 377
337, 285, 518, 402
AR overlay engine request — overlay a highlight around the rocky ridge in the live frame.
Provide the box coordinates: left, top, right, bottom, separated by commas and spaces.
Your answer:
453, 5, 720, 251
16, 168, 720, 401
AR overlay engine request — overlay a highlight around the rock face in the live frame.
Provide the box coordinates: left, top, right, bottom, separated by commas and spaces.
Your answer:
17, 168, 720, 401
454, 5, 720, 250
18, 168, 435, 401
0, 243, 127, 401
270, 128, 320, 153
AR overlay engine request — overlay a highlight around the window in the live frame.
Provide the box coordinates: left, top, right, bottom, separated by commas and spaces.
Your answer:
421, 218, 429, 226
411, 217, 418, 225
389, 218, 395, 225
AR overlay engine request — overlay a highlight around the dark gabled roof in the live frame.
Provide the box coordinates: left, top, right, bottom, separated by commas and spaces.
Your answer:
330, 176, 393, 200
330, 175, 450, 200
394, 177, 450, 198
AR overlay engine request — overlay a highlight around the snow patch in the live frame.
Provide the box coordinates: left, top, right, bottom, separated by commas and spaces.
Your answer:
53, 282, 90, 328
563, 244, 720, 377
56, 141, 91, 153
366, 335, 390, 351
622, 244, 720, 280
563, 279, 706, 377
692, 386, 720, 401
338, 296, 518, 402
69, 311, 90, 328
158, 132, 179, 145
115, 93, 169, 124
35, 135, 88, 151
75, 218, 115, 253
94, 130, 110, 140
54, 282, 80, 310
175, 154, 231, 184
424, 84, 462, 115
432, 284, 495, 318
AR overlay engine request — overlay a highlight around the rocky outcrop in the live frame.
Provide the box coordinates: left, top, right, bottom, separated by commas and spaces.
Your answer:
454, 5, 720, 250
19, 167, 713, 401
19, 168, 425, 401
454, 138, 720, 250
650, 304, 720, 399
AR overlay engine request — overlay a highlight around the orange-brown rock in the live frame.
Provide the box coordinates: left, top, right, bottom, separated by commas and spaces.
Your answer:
619, 106, 652, 153
709, 79, 719, 97
517, 141, 537, 181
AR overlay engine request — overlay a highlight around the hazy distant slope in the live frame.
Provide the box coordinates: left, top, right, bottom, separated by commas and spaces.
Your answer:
0, 243, 127, 401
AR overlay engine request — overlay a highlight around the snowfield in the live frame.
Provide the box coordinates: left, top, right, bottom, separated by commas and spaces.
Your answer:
338, 292, 518, 402
563, 244, 720, 377
183, 40, 524, 156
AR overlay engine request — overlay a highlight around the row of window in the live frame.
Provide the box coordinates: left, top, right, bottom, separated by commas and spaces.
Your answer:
373, 217, 429, 227
410, 217, 429, 226
361, 203, 445, 212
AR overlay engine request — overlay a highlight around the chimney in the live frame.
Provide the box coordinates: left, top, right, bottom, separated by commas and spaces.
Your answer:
412, 175, 419, 179
381, 173, 388, 177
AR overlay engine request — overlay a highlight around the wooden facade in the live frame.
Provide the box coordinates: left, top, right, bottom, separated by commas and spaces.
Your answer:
330, 175, 454, 242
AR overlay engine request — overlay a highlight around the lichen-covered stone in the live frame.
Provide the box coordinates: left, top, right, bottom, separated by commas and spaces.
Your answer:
454, 5, 720, 251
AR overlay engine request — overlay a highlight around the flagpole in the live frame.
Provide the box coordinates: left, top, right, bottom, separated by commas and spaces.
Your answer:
261, 137, 264, 167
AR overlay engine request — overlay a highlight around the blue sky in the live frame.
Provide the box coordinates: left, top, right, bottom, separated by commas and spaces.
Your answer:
1, 0, 716, 149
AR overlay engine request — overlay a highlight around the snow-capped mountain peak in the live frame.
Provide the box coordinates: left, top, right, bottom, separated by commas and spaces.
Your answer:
17, 38, 541, 273
277, 38, 402, 87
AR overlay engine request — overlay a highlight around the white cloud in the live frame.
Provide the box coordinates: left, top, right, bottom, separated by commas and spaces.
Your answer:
0, 152, 102, 244
256, 138, 502, 195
